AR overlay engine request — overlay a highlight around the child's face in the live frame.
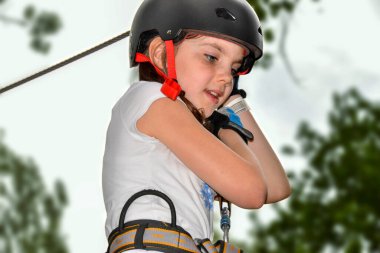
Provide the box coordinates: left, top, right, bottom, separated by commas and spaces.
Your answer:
174, 35, 246, 117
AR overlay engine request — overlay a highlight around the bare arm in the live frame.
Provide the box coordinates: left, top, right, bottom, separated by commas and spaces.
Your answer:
224, 95, 291, 203
137, 97, 267, 209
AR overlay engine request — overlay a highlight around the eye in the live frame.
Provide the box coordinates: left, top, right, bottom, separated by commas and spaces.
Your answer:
205, 54, 218, 63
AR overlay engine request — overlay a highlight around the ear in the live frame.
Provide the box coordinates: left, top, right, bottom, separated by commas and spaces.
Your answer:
148, 37, 166, 71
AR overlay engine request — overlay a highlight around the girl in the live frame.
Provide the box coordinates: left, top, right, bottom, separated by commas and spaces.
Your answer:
103, 0, 291, 252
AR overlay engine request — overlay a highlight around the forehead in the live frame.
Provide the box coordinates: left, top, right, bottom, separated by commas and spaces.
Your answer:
182, 35, 247, 59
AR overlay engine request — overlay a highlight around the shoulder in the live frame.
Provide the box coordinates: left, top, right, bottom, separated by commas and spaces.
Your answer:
136, 96, 195, 138
120, 81, 163, 105
114, 81, 166, 120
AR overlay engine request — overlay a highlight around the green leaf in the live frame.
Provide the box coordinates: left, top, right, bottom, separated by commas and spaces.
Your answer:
55, 180, 68, 206
269, 3, 282, 17
256, 53, 273, 69
0, 130, 69, 253
30, 12, 62, 36
247, 0, 267, 21
264, 28, 275, 43
30, 37, 50, 53
281, 145, 296, 155
246, 88, 380, 252
283, 1, 295, 13
24, 5, 36, 20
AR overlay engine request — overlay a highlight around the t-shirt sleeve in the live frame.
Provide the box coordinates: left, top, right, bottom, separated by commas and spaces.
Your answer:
116, 81, 166, 141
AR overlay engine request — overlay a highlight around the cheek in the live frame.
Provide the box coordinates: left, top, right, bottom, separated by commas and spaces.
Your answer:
175, 49, 214, 91
219, 87, 233, 105
175, 54, 192, 83
224, 85, 233, 97
225, 85, 233, 95
176, 63, 208, 89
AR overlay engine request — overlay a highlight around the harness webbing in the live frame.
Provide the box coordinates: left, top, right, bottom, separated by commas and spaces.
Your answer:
107, 190, 242, 253
107, 220, 242, 253
108, 220, 198, 253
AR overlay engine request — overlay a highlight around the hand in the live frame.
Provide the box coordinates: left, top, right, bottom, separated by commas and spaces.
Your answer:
207, 110, 253, 143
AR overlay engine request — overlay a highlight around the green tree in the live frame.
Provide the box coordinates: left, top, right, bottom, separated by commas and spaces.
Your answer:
246, 88, 380, 252
0, 0, 62, 53
0, 130, 69, 253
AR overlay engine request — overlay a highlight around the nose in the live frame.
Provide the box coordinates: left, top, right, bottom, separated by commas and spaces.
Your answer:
216, 65, 233, 90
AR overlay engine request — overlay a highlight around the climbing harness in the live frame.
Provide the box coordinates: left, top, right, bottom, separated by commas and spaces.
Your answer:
106, 189, 242, 253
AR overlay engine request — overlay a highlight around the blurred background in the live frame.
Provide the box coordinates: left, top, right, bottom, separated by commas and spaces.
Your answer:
0, 0, 379, 252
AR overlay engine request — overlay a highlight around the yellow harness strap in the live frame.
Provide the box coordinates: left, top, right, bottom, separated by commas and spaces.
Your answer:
107, 190, 242, 253
106, 220, 242, 253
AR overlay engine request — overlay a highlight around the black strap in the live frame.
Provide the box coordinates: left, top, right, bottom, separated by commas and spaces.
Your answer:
118, 189, 177, 232
207, 111, 253, 143
195, 238, 213, 253
134, 223, 148, 249
230, 76, 247, 98
223, 121, 254, 143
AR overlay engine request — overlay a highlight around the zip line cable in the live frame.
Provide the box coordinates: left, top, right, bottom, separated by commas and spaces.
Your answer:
0, 30, 131, 95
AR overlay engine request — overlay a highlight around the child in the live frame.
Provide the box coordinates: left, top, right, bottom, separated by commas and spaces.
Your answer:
103, 0, 291, 252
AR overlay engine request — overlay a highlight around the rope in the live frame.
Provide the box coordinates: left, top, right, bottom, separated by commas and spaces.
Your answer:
0, 30, 130, 95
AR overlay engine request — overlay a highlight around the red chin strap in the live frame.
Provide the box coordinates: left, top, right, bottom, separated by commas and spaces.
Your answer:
135, 40, 182, 100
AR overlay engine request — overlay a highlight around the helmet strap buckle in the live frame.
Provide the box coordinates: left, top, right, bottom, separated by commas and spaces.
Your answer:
135, 40, 182, 100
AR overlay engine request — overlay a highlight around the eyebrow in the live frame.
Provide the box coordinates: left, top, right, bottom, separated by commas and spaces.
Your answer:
199, 42, 243, 64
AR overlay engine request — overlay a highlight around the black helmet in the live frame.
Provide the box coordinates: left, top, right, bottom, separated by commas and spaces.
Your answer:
130, 0, 263, 75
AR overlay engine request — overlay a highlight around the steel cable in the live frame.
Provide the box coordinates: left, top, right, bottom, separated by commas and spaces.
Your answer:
0, 30, 130, 95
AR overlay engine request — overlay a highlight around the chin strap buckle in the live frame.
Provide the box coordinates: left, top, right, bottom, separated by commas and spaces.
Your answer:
161, 78, 182, 100
135, 40, 182, 100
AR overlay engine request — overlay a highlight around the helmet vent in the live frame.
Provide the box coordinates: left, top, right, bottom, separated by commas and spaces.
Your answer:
215, 8, 237, 21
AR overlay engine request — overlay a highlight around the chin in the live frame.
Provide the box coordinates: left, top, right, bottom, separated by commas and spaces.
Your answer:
204, 109, 216, 118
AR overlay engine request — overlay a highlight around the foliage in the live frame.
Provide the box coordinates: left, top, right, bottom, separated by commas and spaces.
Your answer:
247, 0, 321, 84
0, 130, 69, 253
24, 5, 62, 53
0, 2, 62, 53
247, 0, 319, 64
246, 88, 380, 252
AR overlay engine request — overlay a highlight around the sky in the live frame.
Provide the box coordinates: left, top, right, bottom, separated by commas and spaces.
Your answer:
1, 0, 380, 253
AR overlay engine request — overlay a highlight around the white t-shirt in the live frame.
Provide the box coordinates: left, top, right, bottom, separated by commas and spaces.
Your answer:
102, 81, 215, 240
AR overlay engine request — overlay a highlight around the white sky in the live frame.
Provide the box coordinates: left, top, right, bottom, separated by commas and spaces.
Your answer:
1, 0, 379, 253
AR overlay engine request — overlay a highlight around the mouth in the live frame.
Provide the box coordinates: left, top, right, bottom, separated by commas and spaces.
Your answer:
205, 90, 222, 105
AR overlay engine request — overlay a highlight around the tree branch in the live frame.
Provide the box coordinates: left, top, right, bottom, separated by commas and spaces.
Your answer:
277, 0, 303, 86
0, 14, 26, 26
278, 14, 302, 86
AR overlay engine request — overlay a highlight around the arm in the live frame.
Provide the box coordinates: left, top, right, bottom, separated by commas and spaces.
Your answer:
224, 95, 291, 203
137, 97, 267, 209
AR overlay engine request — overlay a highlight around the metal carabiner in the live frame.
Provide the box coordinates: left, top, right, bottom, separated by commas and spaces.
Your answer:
217, 194, 231, 242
